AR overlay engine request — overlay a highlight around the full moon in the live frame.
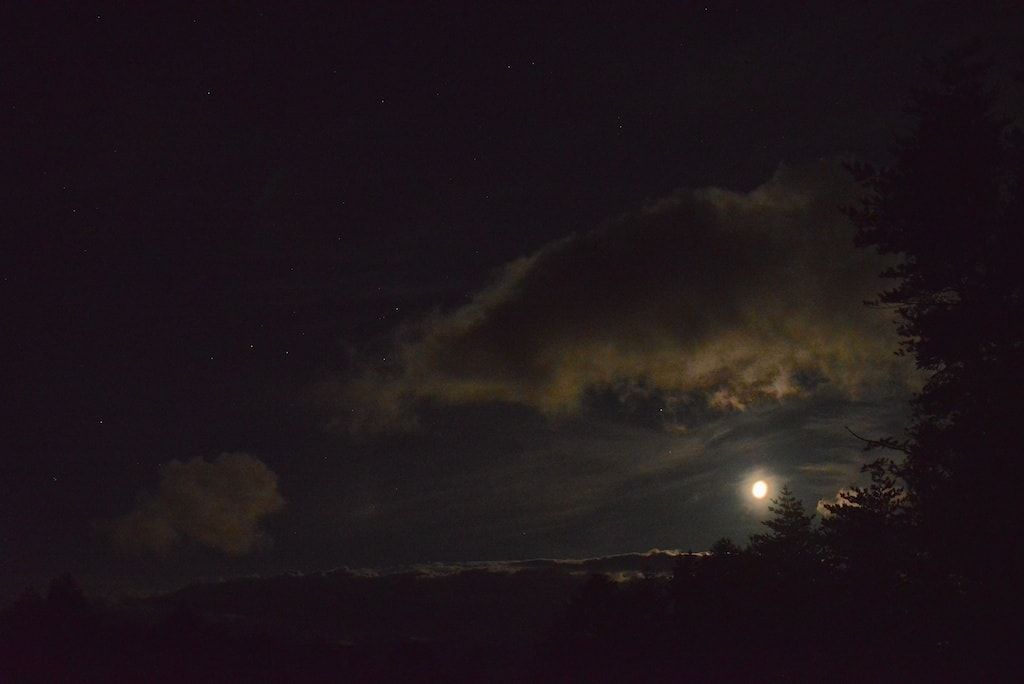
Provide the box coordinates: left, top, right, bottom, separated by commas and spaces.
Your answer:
752, 480, 768, 499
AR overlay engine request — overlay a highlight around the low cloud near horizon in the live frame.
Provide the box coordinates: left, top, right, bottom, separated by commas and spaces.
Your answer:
335, 161, 913, 437
103, 452, 285, 557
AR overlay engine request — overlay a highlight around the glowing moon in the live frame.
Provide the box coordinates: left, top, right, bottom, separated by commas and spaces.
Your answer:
752, 480, 768, 499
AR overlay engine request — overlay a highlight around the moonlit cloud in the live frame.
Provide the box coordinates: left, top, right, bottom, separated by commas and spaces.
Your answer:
104, 452, 286, 557
335, 161, 912, 436
817, 489, 857, 518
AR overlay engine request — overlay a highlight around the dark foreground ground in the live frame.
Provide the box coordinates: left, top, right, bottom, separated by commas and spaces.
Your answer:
2, 553, 1019, 682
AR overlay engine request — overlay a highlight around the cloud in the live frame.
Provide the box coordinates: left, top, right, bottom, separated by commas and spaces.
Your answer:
334, 161, 912, 436
104, 452, 285, 556
816, 489, 857, 518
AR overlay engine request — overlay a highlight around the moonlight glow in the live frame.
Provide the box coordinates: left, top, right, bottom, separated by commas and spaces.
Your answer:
752, 480, 768, 499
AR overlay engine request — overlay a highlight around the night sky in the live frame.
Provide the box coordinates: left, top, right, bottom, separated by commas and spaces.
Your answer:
4, 3, 1023, 596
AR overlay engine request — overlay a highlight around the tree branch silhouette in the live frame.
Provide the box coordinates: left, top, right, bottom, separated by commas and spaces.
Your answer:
844, 426, 911, 454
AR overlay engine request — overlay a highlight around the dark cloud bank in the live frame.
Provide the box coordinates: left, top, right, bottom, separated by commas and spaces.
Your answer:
335, 161, 913, 436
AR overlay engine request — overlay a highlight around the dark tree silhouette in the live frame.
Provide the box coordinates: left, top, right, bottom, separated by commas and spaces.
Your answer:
748, 485, 818, 562
846, 43, 1024, 592
707, 536, 742, 555
821, 457, 914, 578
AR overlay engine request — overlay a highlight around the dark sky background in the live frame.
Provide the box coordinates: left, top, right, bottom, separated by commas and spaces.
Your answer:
4, 3, 1023, 596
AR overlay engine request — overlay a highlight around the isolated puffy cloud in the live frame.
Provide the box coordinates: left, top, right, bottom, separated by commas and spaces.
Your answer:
106, 452, 285, 556
337, 161, 911, 435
